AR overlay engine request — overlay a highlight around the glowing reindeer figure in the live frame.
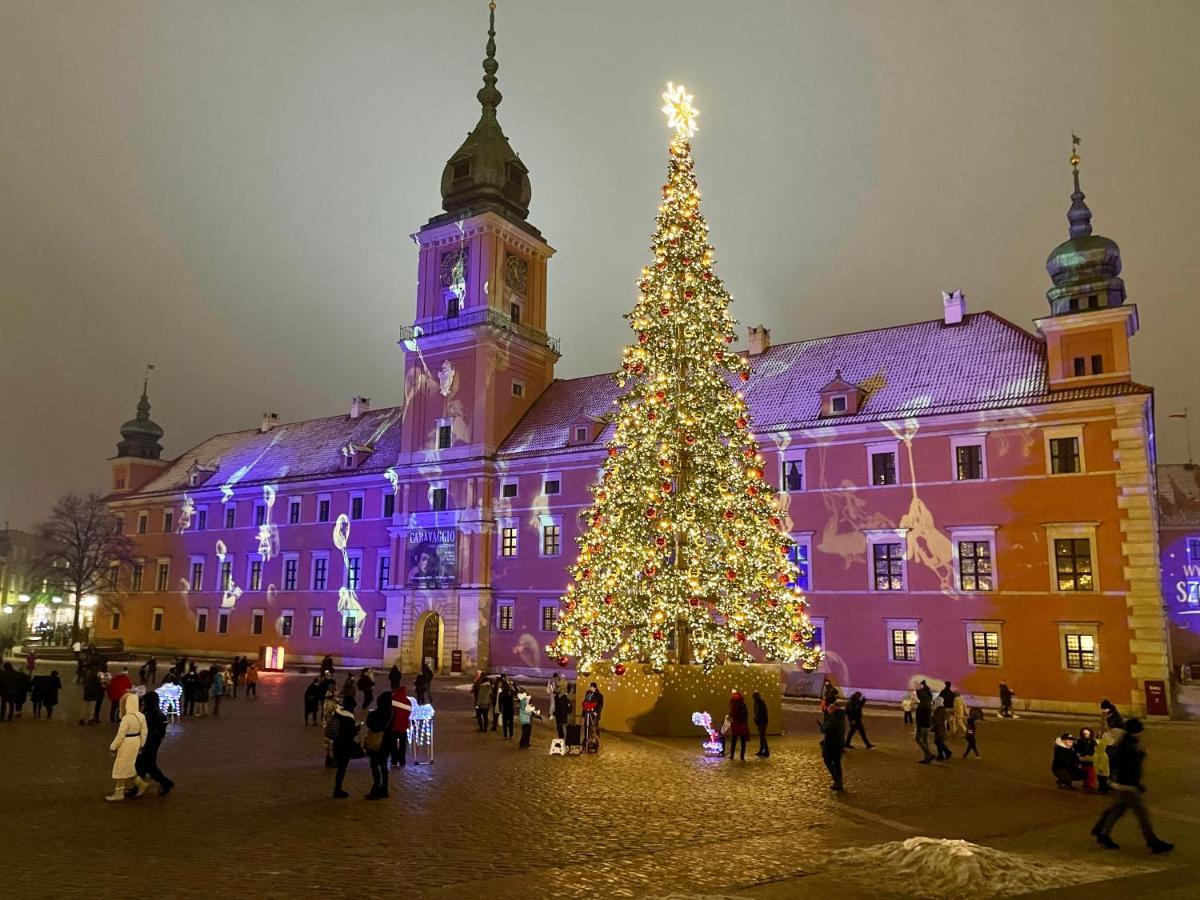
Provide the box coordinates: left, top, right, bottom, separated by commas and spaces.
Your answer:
333, 514, 365, 643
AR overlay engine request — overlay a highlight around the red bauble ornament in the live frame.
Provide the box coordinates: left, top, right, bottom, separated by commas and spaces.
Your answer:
769, 516, 781, 528
614, 663, 627, 676
725, 569, 738, 581
604, 594, 614, 605
655, 390, 665, 401
608, 447, 618, 458
558, 656, 570, 667
661, 480, 672, 493
682, 258, 691, 266
646, 506, 657, 518
637, 332, 648, 344
683, 289, 694, 300
738, 371, 750, 382
580, 569, 592, 580
688, 596, 701, 607
633, 363, 644, 375
724, 509, 735, 521
735, 630, 746, 642
702, 272, 712, 281
736, 538, 747, 548
669, 238, 679, 247
768, 598, 779, 608
777, 573, 789, 584
566, 600, 576, 611
653, 630, 664, 640
747, 485, 759, 496
659, 305, 670, 316
580, 626, 590, 637
644, 565, 657, 577
647, 410, 658, 421
654, 536, 667, 548
736, 417, 748, 428
657, 261, 667, 270
685, 434, 696, 445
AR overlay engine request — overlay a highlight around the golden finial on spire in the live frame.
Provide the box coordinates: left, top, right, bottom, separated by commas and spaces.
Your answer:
1070, 132, 1081, 170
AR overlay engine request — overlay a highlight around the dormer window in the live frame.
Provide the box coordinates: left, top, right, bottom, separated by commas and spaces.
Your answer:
574, 426, 589, 444
187, 461, 216, 488
831, 396, 847, 413
818, 370, 864, 417
451, 159, 471, 180
340, 442, 373, 470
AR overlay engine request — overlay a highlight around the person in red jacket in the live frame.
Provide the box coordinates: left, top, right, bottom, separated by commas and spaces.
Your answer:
107, 667, 133, 724
727, 690, 750, 761
389, 685, 412, 768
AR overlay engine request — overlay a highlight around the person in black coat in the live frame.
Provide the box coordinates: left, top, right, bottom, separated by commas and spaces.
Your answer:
844, 691, 874, 750
181, 665, 198, 717
136, 691, 175, 795
752, 691, 770, 758
1099, 699, 1124, 731
819, 701, 846, 790
1091, 719, 1172, 853
915, 680, 933, 705
553, 691, 571, 739
303, 677, 323, 725
330, 696, 360, 799
498, 678, 516, 740
914, 699, 934, 763
364, 693, 393, 800
938, 681, 955, 710
1052, 733, 1082, 788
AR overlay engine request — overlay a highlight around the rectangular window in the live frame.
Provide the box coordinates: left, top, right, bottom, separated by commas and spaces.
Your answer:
446, 293, 460, 318
190, 561, 204, 592
131, 564, 144, 592
957, 541, 993, 592
249, 559, 263, 591
512, 381, 525, 399
220, 561, 233, 592
1055, 538, 1093, 591
254, 504, 266, 527
1049, 437, 1081, 474
544, 478, 561, 495
574, 426, 589, 443
155, 561, 170, 592
542, 523, 561, 557
252, 610, 264, 635
431, 487, 448, 511
831, 396, 847, 413
224, 506, 236, 529
310, 612, 324, 638
1091, 354, 1104, 375
111, 611, 121, 631
344, 616, 358, 640
1064, 632, 1097, 671
284, 557, 298, 591
163, 511, 174, 533
196, 610, 208, 633
890, 628, 918, 662
378, 553, 391, 589
501, 526, 518, 557
497, 602, 514, 631
347, 554, 361, 591
872, 542, 904, 591
350, 495, 363, 520
437, 423, 452, 450
313, 558, 328, 591
152, 608, 163, 632
809, 624, 824, 651
383, 493, 395, 518
970, 630, 1001, 666
501, 481, 518, 499
377, 616, 387, 640
510, 301, 521, 325
318, 498, 330, 523
783, 458, 804, 492
137, 513, 148, 535
107, 564, 119, 589
197, 509, 207, 531
540, 602, 558, 632
788, 542, 810, 591
218, 612, 229, 635
870, 451, 897, 486
955, 444, 983, 481
1073, 356, 1087, 377
280, 613, 294, 637
289, 499, 301, 524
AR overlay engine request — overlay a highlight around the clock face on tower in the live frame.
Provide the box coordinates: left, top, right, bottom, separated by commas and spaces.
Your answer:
440, 249, 468, 290
504, 254, 528, 294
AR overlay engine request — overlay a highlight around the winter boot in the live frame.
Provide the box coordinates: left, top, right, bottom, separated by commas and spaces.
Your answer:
1096, 835, 1120, 850
1149, 840, 1174, 855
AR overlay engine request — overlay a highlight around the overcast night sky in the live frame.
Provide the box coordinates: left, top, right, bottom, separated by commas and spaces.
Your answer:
1, 0, 1198, 528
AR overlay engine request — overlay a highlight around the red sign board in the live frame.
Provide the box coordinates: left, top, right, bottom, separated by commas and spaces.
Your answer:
1143, 679, 1169, 716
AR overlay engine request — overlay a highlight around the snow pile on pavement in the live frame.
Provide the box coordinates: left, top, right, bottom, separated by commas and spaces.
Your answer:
827, 836, 1153, 898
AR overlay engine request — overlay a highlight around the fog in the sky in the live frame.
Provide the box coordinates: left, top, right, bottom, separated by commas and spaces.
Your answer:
2, 1, 1198, 527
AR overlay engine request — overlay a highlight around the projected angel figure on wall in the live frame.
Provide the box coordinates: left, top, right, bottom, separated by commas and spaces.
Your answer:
256, 484, 279, 560
177, 495, 195, 534
333, 514, 365, 642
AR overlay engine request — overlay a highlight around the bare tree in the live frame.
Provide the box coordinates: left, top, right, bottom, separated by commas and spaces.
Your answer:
36, 493, 134, 644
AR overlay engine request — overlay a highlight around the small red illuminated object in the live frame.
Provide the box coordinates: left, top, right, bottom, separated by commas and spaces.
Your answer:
614, 663, 627, 676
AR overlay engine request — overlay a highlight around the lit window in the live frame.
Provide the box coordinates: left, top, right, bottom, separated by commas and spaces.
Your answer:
1049, 437, 1081, 474
787, 542, 810, 591
891, 628, 918, 662
344, 616, 358, 640
872, 542, 904, 591
347, 555, 361, 591
497, 603, 514, 631
955, 444, 983, 481
958, 541, 993, 591
501, 526, 518, 558
871, 451, 897, 485
809, 624, 824, 652
970, 630, 1000, 666
249, 560, 263, 591
310, 612, 323, 637
540, 602, 558, 632
1064, 633, 1097, 671
1055, 539, 1093, 591
280, 613, 293, 637
542, 523, 561, 557
378, 553, 391, 589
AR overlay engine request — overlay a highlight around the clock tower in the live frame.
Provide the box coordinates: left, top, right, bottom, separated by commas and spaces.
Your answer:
389, 2, 559, 672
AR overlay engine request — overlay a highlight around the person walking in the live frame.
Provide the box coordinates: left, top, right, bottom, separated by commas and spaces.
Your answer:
81, 666, 104, 725
475, 677, 493, 733
915, 698, 934, 763
304, 677, 323, 725
938, 681, 955, 710
341, 673, 357, 704
0, 662, 18, 721
727, 691, 750, 761
211, 666, 226, 717
752, 691, 770, 757
245, 663, 258, 699
963, 706, 981, 758
195, 668, 211, 717
106, 693, 149, 801
40, 670, 62, 720
499, 678, 516, 740
932, 697, 952, 761
107, 667, 133, 724
951, 692, 968, 736
819, 698, 846, 791
417, 659, 434, 704
320, 654, 335, 679
998, 681, 1016, 718
916, 680, 933, 706
390, 684, 412, 768
357, 669, 375, 710
135, 690, 175, 796
364, 694, 393, 799
329, 696, 360, 799
844, 691, 874, 749
1091, 719, 1173, 853
517, 690, 538, 749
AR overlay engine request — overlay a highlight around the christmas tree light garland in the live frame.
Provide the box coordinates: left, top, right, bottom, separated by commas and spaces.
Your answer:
547, 85, 821, 675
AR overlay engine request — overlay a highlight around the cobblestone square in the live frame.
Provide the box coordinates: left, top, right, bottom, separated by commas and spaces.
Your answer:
3, 670, 1198, 899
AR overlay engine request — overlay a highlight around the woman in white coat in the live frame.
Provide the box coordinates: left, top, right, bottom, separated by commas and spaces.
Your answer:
106, 691, 148, 801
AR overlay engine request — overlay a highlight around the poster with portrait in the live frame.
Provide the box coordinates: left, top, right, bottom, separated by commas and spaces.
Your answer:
406, 528, 458, 588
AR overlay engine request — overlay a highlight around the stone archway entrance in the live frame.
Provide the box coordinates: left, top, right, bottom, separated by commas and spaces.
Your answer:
420, 611, 442, 670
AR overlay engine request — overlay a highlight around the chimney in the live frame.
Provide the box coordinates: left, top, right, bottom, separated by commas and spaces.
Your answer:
260, 412, 279, 433
747, 325, 771, 356
350, 396, 371, 419
942, 290, 966, 325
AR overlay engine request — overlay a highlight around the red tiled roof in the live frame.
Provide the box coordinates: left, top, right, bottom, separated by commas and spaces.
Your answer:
129, 406, 405, 498
499, 312, 1151, 458
1159, 463, 1200, 527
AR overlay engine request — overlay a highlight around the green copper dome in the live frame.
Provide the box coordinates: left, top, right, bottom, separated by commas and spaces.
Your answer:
1045, 164, 1125, 315
117, 387, 164, 459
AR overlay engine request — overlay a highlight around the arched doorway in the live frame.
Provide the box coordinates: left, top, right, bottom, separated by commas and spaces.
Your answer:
420, 612, 442, 671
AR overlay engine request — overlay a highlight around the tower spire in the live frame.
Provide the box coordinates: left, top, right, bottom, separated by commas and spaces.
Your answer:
478, 1, 501, 112
1067, 133, 1093, 238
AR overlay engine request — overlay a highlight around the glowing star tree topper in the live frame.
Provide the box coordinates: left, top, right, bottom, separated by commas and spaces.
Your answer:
548, 85, 821, 675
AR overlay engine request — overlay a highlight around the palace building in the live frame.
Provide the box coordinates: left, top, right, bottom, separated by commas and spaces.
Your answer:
97, 9, 1174, 715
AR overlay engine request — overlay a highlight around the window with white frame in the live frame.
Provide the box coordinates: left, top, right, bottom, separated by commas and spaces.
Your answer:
382, 493, 395, 518
867, 442, 898, 486
131, 562, 144, 592
787, 533, 812, 591
964, 621, 1002, 666
497, 600, 514, 631
540, 600, 559, 632
343, 614, 358, 640
311, 554, 329, 591
350, 493, 364, 521
1044, 425, 1085, 475
288, 498, 301, 525
218, 611, 229, 634
950, 527, 996, 592
499, 520, 518, 558
1045, 523, 1098, 592
196, 608, 209, 633
251, 608, 265, 635
377, 551, 391, 589
152, 607, 164, 632
435, 418, 452, 451
542, 473, 562, 496
1059, 623, 1099, 671
280, 609, 294, 637
830, 395, 847, 413
541, 517, 562, 557
155, 559, 171, 592
137, 511, 148, 534
224, 504, 236, 529
808, 616, 827, 654
511, 381, 526, 399
220, 557, 234, 592
189, 558, 205, 592
254, 503, 267, 527
430, 483, 448, 512
196, 508, 208, 531
951, 434, 987, 481
500, 479, 518, 499
866, 530, 906, 591
310, 610, 324, 637
887, 619, 919, 662
781, 447, 805, 492
375, 614, 387, 640
346, 551, 362, 591
111, 611, 121, 630
163, 509, 174, 533
283, 554, 299, 591
317, 495, 331, 523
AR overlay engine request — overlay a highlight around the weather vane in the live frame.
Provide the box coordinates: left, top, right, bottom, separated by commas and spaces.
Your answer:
662, 82, 698, 138
1071, 132, 1081, 170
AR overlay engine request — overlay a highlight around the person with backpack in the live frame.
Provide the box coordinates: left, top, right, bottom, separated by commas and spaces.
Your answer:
1091, 719, 1173, 854
844, 691, 874, 750
327, 696, 361, 799
363, 694, 393, 799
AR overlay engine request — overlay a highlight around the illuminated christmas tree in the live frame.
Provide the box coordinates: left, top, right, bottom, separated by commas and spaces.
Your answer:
548, 85, 820, 674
